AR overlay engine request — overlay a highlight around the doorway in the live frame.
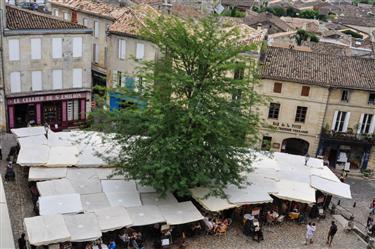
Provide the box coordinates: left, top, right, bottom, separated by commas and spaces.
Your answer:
14, 104, 36, 128
281, 138, 310, 156
42, 101, 62, 130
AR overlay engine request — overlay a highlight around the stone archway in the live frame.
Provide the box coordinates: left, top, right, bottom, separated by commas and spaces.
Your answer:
281, 138, 310, 156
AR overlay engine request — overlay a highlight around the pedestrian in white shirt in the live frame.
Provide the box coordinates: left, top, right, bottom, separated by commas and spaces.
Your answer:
305, 222, 316, 245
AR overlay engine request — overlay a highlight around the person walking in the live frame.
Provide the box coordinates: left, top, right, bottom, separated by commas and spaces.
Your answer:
305, 222, 316, 245
326, 221, 338, 247
18, 233, 27, 249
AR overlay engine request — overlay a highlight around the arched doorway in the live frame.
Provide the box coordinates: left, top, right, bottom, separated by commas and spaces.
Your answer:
281, 138, 310, 156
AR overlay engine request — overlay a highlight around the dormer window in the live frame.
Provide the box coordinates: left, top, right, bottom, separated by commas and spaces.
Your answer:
341, 89, 350, 102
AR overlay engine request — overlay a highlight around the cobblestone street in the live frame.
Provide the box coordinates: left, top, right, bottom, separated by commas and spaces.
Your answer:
333, 177, 375, 233
1, 161, 34, 248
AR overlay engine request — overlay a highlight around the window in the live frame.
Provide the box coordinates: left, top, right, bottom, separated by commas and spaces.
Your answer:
93, 44, 99, 63
83, 18, 89, 27
94, 21, 99, 38
359, 113, 374, 134
30, 38, 41, 60
72, 37, 83, 58
53, 9, 59, 16
52, 70, 63, 89
369, 93, 375, 105
31, 71, 42, 91
136, 43, 144, 60
261, 136, 272, 151
341, 89, 350, 102
52, 38, 63, 59
295, 106, 307, 123
332, 111, 350, 132
8, 39, 20, 61
301, 86, 310, 97
268, 103, 280, 119
72, 68, 82, 88
67, 99, 80, 121
63, 12, 70, 21
10, 72, 21, 93
273, 82, 282, 93
118, 39, 126, 59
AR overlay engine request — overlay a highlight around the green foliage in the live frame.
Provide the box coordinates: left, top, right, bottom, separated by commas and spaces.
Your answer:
295, 29, 319, 45
286, 7, 297, 17
342, 29, 363, 39
89, 16, 263, 197
267, 6, 286, 16
222, 7, 246, 17
298, 9, 327, 21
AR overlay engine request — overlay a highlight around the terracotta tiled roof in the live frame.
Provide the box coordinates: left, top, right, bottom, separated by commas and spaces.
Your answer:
49, 0, 127, 19
260, 46, 375, 90
221, 0, 254, 8
108, 4, 159, 37
244, 12, 291, 32
6, 5, 86, 30
131, 0, 162, 5
171, 3, 203, 19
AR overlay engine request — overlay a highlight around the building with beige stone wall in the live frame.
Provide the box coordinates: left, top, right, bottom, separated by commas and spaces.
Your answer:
3, 5, 92, 130
259, 46, 375, 170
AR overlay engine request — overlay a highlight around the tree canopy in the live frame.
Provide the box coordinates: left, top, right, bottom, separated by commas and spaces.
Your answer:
89, 16, 263, 197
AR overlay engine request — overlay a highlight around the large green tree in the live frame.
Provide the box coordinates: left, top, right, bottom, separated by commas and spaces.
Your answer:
89, 16, 263, 197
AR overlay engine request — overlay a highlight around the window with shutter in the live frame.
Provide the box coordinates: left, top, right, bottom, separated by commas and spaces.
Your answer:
136, 43, 144, 60
72, 68, 82, 88
31, 71, 42, 91
333, 111, 347, 132
52, 70, 63, 89
118, 39, 126, 59
52, 38, 63, 59
72, 37, 83, 58
31, 38, 41, 60
301, 86, 310, 97
273, 82, 282, 93
9, 39, 20, 61
10, 72, 21, 93
94, 21, 99, 38
360, 114, 373, 134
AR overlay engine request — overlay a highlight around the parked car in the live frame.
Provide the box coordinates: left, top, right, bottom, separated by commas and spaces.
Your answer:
17, 2, 39, 10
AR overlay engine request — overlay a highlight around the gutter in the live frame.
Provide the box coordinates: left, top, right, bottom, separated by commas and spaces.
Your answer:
3, 28, 93, 36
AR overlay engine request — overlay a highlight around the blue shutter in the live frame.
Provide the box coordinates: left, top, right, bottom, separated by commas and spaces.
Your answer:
125, 77, 135, 91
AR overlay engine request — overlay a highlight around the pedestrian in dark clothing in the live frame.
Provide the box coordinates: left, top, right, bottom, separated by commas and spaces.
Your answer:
18, 233, 27, 249
326, 221, 337, 247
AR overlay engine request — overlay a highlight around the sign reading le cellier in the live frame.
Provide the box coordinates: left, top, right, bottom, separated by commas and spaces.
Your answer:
272, 121, 309, 134
7, 93, 86, 105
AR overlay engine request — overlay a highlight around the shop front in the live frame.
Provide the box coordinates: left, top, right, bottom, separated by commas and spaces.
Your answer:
7, 91, 90, 131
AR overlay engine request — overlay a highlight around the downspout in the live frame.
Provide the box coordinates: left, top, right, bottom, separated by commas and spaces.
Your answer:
0, 9, 7, 132
316, 87, 332, 157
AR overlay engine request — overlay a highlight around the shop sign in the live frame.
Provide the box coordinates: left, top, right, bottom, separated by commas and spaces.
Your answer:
8, 93, 86, 105
272, 143, 280, 149
272, 121, 309, 134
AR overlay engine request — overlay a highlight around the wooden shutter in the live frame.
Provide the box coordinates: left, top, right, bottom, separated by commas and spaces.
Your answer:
72, 37, 83, 58
9, 39, 20, 61
31, 71, 42, 91
301, 86, 310, 96
136, 43, 144, 60
357, 113, 364, 134
31, 38, 41, 60
331, 111, 338, 131
10, 72, 21, 93
72, 68, 82, 88
369, 115, 375, 134
52, 38, 62, 59
273, 82, 282, 93
343, 112, 351, 132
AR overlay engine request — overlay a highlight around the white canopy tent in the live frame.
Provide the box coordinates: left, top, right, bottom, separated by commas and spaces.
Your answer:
29, 167, 67, 181
105, 192, 142, 208
47, 146, 79, 167
24, 214, 71, 246
81, 193, 111, 211
17, 145, 49, 166
136, 182, 156, 193
63, 214, 102, 242
12, 127, 46, 137
37, 178, 76, 196
159, 201, 204, 225
140, 192, 178, 206
190, 187, 237, 212
69, 177, 102, 195
310, 175, 352, 199
93, 207, 133, 232
273, 179, 316, 204
101, 180, 138, 193
127, 205, 165, 226
39, 194, 83, 215
224, 184, 274, 205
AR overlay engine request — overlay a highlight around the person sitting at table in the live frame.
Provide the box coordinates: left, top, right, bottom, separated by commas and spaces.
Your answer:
243, 218, 254, 237
118, 230, 130, 249
108, 240, 117, 249
266, 211, 277, 223
215, 219, 229, 233
253, 224, 264, 242
131, 232, 144, 249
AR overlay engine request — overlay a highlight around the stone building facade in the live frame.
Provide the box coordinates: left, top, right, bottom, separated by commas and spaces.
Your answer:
3, 5, 92, 130
260, 46, 375, 170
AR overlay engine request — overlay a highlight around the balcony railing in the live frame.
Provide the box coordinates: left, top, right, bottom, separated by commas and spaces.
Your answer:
321, 130, 375, 144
